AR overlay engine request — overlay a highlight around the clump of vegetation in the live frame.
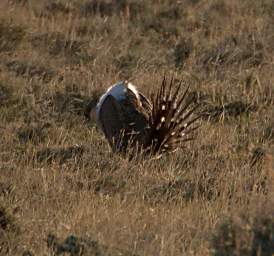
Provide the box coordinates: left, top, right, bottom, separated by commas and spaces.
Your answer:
45, 1, 74, 15
0, 203, 20, 254
0, 82, 13, 104
31, 32, 91, 63
5, 60, 57, 82
0, 205, 15, 232
17, 122, 51, 144
36, 145, 85, 164
47, 233, 138, 256
0, 21, 25, 52
202, 101, 256, 122
173, 38, 192, 69
211, 202, 274, 256
79, 0, 145, 19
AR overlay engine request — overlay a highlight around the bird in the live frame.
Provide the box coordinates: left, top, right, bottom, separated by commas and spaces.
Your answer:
93, 76, 201, 157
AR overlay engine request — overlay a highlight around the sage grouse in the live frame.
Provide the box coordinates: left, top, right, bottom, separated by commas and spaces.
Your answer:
95, 77, 200, 157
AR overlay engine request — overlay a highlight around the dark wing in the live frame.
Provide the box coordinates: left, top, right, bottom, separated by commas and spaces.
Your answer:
120, 89, 150, 151
147, 76, 201, 154
99, 94, 150, 154
98, 95, 126, 152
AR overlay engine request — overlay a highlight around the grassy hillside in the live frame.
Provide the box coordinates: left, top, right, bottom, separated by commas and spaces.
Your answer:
0, 0, 273, 255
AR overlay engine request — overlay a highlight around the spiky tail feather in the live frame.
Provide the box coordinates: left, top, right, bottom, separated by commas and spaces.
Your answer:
147, 76, 201, 155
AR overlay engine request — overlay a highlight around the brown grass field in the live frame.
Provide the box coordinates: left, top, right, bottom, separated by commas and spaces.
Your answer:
0, 0, 274, 255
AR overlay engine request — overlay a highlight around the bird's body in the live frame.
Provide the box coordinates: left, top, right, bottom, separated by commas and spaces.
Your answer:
94, 77, 200, 157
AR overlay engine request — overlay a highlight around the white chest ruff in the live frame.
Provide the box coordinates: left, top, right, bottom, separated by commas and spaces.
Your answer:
96, 81, 140, 128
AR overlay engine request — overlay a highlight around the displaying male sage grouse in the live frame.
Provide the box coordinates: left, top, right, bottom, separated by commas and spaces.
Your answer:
95, 77, 200, 157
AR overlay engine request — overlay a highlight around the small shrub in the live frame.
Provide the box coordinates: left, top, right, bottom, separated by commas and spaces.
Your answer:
47, 233, 138, 256
0, 203, 20, 254
0, 21, 25, 52
5, 60, 57, 82
211, 204, 274, 256
174, 38, 192, 69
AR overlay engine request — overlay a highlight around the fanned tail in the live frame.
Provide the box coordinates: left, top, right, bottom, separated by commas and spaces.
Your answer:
148, 76, 201, 154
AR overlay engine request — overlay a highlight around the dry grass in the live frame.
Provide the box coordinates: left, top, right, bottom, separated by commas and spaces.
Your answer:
0, 0, 274, 255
